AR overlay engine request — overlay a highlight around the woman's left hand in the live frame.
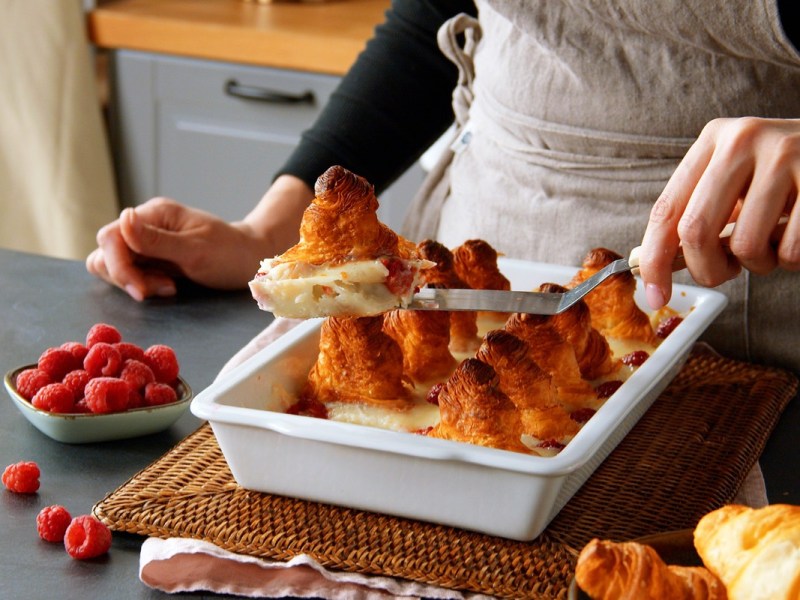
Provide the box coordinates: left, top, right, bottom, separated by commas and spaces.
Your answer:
637, 117, 800, 310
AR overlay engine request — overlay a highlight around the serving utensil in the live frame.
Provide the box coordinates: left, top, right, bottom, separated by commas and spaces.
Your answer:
408, 216, 788, 315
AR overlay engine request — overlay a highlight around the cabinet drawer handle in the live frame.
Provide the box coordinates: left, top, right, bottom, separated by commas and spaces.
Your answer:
224, 79, 315, 105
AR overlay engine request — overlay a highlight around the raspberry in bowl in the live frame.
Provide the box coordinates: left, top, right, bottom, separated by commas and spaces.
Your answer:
3, 324, 192, 444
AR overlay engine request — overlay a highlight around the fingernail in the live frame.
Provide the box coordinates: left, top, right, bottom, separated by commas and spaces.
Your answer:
125, 284, 144, 302
645, 283, 666, 310
155, 283, 176, 297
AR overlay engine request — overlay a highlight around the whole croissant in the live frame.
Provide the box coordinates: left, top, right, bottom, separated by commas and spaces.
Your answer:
694, 504, 800, 600
575, 538, 727, 600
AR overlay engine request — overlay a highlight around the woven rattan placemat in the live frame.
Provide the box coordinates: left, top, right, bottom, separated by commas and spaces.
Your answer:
94, 351, 797, 599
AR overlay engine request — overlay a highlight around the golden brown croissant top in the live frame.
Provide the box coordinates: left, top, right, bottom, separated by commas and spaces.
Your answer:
429, 358, 527, 453
417, 239, 480, 353
302, 316, 413, 409
539, 282, 619, 380
452, 239, 511, 292
476, 329, 578, 444
277, 165, 417, 266
694, 504, 800, 600
383, 302, 456, 384
504, 312, 595, 409
568, 248, 656, 344
575, 538, 728, 600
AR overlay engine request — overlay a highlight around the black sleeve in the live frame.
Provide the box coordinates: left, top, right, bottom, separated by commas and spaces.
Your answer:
276, 0, 478, 194
778, 0, 800, 51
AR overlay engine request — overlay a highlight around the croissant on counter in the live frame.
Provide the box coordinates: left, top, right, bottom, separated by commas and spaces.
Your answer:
694, 504, 800, 600
575, 538, 727, 600
249, 165, 432, 318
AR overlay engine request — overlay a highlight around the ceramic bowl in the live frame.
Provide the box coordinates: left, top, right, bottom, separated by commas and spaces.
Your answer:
4, 365, 192, 444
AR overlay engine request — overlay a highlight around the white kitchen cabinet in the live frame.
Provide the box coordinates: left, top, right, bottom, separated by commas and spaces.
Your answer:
108, 50, 423, 230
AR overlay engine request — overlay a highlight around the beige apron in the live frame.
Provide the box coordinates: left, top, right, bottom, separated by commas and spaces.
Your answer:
403, 0, 800, 373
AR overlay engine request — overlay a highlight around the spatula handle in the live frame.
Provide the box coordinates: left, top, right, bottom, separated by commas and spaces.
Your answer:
628, 215, 789, 274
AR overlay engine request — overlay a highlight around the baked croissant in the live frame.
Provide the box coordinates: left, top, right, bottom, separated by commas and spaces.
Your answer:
475, 329, 578, 443
301, 316, 413, 410
538, 282, 619, 380
250, 166, 431, 318
429, 358, 528, 453
575, 538, 728, 600
383, 294, 457, 384
417, 239, 480, 353
504, 312, 595, 409
568, 248, 657, 344
452, 239, 512, 323
694, 503, 800, 600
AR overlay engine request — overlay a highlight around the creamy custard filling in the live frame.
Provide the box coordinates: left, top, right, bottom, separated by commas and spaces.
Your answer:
249, 258, 430, 318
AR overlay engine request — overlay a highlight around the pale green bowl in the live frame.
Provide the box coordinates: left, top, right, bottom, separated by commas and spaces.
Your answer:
4, 365, 192, 444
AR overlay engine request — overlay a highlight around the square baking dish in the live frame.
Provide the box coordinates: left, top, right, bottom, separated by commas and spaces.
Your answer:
191, 258, 727, 541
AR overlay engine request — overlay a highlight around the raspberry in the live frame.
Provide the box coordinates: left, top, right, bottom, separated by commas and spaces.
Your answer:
32, 383, 75, 413
286, 396, 328, 419
570, 407, 597, 424
2, 461, 40, 493
60, 342, 89, 364
74, 398, 92, 414
595, 380, 623, 399
144, 345, 180, 383
114, 342, 145, 363
425, 383, 443, 405
62, 370, 90, 400
656, 315, 684, 339
64, 515, 112, 560
128, 388, 144, 409
536, 439, 566, 450
120, 359, 155, 392
37, 347, 80, 381
36, 505, 72, 542
621, 350, 650, 367
86, 323, 122, 348
15, 368, 52, 400
144, 382, 178, 406
84, 378, 131, 414
83, 343, 122, 378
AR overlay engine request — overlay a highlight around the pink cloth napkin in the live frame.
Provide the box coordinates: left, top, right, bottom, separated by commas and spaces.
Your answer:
139, 319, 767, 598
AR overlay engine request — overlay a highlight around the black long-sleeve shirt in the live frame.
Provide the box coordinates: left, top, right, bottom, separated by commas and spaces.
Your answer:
278, 0, 799, 195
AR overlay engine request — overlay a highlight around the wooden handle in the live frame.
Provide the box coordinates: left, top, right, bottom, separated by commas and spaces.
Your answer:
628, 215, 789, 274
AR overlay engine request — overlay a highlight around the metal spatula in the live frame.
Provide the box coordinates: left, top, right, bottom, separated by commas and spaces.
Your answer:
407, 217, 788, 315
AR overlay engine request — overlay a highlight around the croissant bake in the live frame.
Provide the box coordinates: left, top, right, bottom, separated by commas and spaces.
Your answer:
249, 166, 431, 318
694, 504, 800, 600
575, 538, 727, 600
452, 239, 512, 323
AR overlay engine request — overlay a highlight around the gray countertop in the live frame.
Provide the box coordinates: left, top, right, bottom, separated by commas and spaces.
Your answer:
0, 247, 797, 599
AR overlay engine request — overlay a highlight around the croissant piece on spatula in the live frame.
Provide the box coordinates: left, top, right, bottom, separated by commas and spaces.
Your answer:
575, 538, 727, 600
694, 503, 800, 600
249, 165, 432, 318
301, 316, 413, 410
568, 248, 656, 344
417, 239, 480, 353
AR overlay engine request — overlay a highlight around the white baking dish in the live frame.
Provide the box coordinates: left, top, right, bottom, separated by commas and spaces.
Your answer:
192, 258, 727, 541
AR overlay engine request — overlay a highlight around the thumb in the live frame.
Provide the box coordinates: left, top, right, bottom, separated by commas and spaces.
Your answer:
119, 204, 187, 261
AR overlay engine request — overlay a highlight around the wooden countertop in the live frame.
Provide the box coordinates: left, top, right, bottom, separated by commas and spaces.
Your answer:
88, 0, 390, 75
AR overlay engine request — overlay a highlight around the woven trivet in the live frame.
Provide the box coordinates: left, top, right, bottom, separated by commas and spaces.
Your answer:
94, 352, 797, 599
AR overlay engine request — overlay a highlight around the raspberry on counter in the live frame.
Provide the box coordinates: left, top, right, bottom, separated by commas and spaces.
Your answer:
64, 515, 112, 560
2, 461, 40, 494
36, 505, 72, 543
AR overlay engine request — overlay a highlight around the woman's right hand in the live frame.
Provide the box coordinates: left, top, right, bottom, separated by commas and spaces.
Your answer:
86, 175, 313, 301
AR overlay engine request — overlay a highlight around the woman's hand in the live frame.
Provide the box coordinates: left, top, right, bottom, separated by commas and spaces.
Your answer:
637, 117, 800, 309
86, 175, 313, 301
